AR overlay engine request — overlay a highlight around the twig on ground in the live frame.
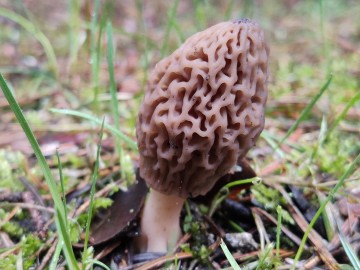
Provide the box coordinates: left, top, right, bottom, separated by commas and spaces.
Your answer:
0, 202, 55, 214
38, 238, 58, 270
0, 232, 14, 247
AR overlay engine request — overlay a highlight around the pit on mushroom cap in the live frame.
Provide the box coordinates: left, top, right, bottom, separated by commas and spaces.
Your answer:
135, 18, 269, 252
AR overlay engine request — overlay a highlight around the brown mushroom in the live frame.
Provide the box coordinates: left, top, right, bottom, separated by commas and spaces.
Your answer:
135, 18, 269, 252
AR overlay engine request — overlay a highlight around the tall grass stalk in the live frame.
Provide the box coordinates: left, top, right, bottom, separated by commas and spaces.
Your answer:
50, 108, 137, 150
0, 74, 78, 269
135, 0, 150, 93
194, 0, 208, 30
82, 119, 105, 269
56, 209, 79, 268
50, 150, 69, 268
291, 153, 360, 270
171, 20, 185, 43
90, 0, 102, 107
319, 0, 331, 75
56, 150, 68, 226
160, 0, 180, 58
276, 205, 282, 258
67, 0, 81, 72
49, 241, 63, 270
106, 21, 127, 182
280, 74, 333, 145
310, 115, 328, 162
326, 91, 360, 139
225, 0, 235, 20
242, 0, 254, 18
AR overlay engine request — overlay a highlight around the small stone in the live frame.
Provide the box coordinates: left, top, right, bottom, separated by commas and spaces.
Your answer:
225, 232, 258, 252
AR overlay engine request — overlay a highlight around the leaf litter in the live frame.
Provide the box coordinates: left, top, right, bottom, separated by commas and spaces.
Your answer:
0, 0, 359, 269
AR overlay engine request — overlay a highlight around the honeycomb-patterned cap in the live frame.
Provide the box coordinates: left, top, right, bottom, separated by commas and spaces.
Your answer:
136, 19, 269, 198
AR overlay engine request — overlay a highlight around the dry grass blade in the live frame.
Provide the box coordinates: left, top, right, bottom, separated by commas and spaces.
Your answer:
222, 249, 294, 264
252, 208, 270, 250
252, 207, 306, 248
275, 184, 340, 270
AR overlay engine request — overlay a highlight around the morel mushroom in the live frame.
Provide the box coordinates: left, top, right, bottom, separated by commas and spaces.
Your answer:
136, 18, 269, 252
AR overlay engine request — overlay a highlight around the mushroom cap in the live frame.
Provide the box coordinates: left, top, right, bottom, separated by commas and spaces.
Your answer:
136, 19, 269, 198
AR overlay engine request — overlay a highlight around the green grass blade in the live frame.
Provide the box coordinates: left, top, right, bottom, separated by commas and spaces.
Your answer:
0, 74, 79, 269
291, 152, 360, 270
220, 239, 241, 270
318, 190, 335, 241
338, 227, 360, 269
136, 0, 150, 93
88, 259, 111, 270
106, 20, 120, 123
228, 220, 245, 232
56, 150, 68, 227
107, 20, 126, 180
256, 243, 274, 270
261, 130, 286, 158
0, 8, 58, 77
50, 108, 138, 150
276, 205, 282, 258
55, 209, 79, 269
0, 75, 64, 215
68, 0, 81, 70
223, 177, 261, 189
242, 0, 254, 17
280, 74, 333, 145
82, 119, 105, 269
194, 0, 208, 30
90, 0, 101, 106
160, 0, 180, 58
319, 0, 331, 75
49, 241, 63, 270
225, 0, 235, 20
209, 177, 260, 217
171, 20, 185, 43
327, 91, 360, 139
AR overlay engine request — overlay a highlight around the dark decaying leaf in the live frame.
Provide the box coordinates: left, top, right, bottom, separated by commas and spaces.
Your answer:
74, 170, 148, 247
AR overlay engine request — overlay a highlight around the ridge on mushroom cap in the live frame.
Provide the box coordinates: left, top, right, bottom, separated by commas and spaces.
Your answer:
136, 19, 269, 198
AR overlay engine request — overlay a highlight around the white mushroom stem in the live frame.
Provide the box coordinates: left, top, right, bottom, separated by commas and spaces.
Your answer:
137, 189, 185, 252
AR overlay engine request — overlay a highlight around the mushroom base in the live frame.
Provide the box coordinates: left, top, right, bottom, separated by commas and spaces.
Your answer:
134, 189, 185, 253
